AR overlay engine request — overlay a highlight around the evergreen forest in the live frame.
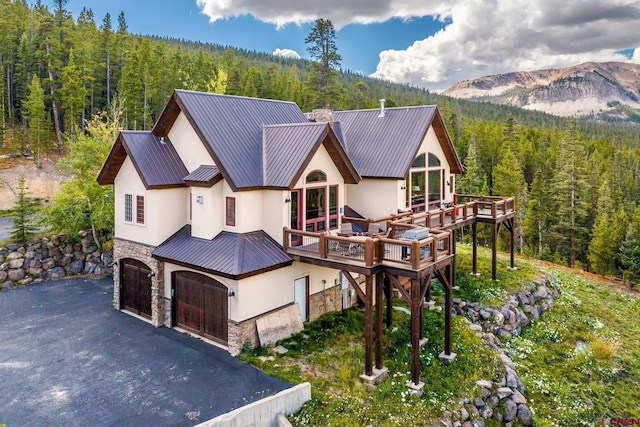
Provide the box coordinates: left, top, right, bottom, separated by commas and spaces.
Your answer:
2, 0, 640, 282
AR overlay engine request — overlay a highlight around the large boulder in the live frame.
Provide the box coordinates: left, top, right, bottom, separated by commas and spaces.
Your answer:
7, 268, 26, 282
65, 260, 84, 275
47, 267, 66, 280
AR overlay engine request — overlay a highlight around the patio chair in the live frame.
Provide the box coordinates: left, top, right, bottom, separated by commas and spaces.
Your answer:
339, 222, 356, 237
366, 223, 381, 237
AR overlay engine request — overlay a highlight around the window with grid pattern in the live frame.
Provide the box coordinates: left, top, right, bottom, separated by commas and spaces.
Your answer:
124, 194, 133, 222
136, 195, 145, 224
226, 197, 236, 227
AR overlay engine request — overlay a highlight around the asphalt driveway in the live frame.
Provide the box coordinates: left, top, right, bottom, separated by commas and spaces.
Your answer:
0, 278, 290, 426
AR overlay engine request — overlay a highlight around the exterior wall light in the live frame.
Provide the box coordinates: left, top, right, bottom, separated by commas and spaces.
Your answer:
196, 195, 204, 204
227, 290, 235, 297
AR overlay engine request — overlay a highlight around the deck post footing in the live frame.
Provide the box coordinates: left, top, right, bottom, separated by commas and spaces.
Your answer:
438, 351, 457, 364
360, 367, 388, 386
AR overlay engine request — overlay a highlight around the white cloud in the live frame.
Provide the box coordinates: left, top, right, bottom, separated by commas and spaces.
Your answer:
273, 48, 301, 59
196, 0, 640, 90
371, 0, 640, 91
195, 0, 450, 29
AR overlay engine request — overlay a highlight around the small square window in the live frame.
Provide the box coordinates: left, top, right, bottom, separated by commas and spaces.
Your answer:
226, 197, 236, 227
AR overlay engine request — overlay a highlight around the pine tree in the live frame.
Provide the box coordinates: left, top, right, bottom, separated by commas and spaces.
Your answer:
305, 18, 343, 108
492, 148, 527, 252
9, 176, 38, 243
456, 134, 485, 195
523, 159, 553, 257
60, 49, 85, 133
620, 224, 640, 288
22, 74, 50, 162
549, 119, 591, 267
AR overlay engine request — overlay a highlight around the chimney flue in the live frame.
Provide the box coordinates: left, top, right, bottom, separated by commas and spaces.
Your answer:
378, 99, 385, 118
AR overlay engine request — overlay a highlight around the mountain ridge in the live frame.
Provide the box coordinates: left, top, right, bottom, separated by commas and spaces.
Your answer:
443, 61, 640, 122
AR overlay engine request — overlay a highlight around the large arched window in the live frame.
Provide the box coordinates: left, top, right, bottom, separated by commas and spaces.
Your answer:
406, 153, 445, 212
291, 170, 338, 235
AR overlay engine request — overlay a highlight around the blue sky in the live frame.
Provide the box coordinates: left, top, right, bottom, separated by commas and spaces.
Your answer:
67, 0, 640, 91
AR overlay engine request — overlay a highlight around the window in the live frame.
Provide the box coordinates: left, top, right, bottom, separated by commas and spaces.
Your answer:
124, 194, 133, 222
136, 195, 145, 224
306, 170, 326, 183
407, 152, 444, 212
226, 197, 236, 227
329, 186, 338, 229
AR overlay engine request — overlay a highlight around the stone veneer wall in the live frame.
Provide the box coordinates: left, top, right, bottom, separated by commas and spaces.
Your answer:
228, 284, 345, 355
113, 238, 164, 327
0, 231, 113, 289
309, 284, 343, 321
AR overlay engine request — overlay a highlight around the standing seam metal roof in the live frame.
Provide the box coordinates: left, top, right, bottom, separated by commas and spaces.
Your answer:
183, 165, 222, 187
97, 131, 188, 188
262, 122, 329, 188
152, 225, 293, 279
174, 91, 310, 189
333, 107, 436, 179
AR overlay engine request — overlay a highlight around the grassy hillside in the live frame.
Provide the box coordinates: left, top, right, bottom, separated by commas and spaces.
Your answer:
241, 246, 640, 425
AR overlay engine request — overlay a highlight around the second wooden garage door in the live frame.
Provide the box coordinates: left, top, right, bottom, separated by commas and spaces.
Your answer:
173, 271, 228, 345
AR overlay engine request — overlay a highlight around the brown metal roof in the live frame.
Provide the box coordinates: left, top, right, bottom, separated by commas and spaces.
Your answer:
154, 91, 309, 190
333, 106, 464, 179
263, 122, 359, 188
152, 225, 293, 280
97, 131, 188, 189
183, 165, 222, 187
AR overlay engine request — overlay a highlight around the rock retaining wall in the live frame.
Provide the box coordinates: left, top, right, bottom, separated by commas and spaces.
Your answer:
440, 273, 560, 427
0, 231, 113, 289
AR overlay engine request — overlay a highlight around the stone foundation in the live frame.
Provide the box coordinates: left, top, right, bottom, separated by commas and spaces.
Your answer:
309, 284, 343, 321
113, 238, 164, 327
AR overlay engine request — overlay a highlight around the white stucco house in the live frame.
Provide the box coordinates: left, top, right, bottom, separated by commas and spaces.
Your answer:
97, 90, 479, 357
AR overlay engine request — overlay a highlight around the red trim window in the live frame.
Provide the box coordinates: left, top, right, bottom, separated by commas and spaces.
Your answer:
136, 195, 145, 224
226, 197, 236, 227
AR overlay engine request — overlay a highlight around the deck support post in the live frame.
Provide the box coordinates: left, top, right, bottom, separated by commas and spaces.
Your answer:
384, 275, 392, 328
375, 272, 384, 370
364, 275, 373, 376
472, 221, 478, 275
491, 223, 498, 281
509, 218, 515, 269
419, 277, 425, 340
444, 265, 453, 355
410, 278, 421, 386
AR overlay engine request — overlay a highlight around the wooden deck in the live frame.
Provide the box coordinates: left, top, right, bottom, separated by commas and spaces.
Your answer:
282, 194, 515, 387
283, 194, 514, 276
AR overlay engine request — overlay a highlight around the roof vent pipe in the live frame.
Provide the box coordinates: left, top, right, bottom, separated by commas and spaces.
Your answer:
378, 99, 385, 118
160, 136, 166, 145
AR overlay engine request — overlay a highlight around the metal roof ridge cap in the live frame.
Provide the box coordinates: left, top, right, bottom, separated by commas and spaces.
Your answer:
175, 89, 300, 105
262, 121, 325, 129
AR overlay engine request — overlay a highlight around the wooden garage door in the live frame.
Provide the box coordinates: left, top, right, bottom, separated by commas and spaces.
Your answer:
120, 259, 152, 319
174, 271, 228, 345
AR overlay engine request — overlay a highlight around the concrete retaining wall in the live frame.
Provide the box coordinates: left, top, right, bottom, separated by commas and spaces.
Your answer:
196, 382, 311, 427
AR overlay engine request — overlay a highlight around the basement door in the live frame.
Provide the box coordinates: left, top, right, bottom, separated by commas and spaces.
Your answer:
173, 271, 228, 345
120, 258, 152, 319
294, 276, 309, 322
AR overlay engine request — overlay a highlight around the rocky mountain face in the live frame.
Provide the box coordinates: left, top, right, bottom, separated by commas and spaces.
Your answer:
443, 62, 640, 122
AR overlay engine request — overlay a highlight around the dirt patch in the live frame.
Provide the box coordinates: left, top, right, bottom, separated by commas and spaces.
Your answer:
0, 156, 66, 211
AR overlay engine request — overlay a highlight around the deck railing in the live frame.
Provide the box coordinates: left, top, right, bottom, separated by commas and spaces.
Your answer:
286, 194, 512, 271
283, 227, 451, 271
